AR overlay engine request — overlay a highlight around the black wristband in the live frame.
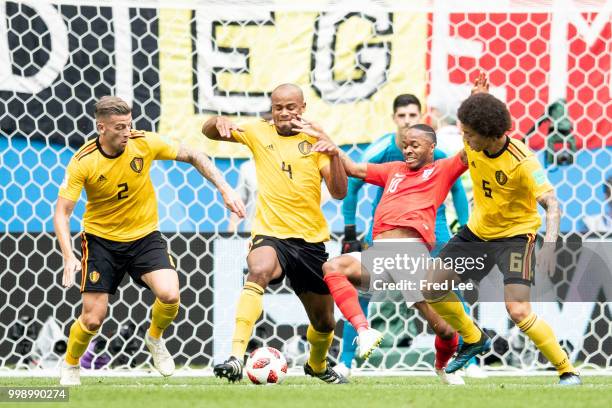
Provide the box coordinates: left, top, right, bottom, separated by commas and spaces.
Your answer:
344, 224, 357, 241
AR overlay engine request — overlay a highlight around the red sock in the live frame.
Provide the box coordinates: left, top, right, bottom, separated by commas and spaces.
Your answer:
323, 272, 368, 331
434, 332, 459, 370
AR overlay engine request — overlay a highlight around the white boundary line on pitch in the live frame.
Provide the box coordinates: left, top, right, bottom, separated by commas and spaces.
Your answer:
2, 369, 611, 378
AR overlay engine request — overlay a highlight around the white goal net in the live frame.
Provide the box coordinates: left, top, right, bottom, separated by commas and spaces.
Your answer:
0, 0, 610, 374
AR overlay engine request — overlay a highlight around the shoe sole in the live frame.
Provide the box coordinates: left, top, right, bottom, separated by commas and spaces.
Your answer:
445, 338, 492, 374
359, 334, 384, 360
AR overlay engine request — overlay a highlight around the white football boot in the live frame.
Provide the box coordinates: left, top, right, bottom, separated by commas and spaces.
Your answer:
144, 333, 175, 377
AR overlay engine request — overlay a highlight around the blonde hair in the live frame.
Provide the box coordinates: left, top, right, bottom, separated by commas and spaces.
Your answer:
94, 96, 131, 118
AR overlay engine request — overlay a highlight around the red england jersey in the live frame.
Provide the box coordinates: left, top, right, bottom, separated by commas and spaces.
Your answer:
365, 153, 468, 245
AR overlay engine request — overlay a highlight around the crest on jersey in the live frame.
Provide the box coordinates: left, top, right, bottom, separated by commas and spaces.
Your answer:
422, 168, 434, 180
130, 157, 144, 173
89, 271, 100, 283
495, 170, 508, 185
298, 140, 312, 155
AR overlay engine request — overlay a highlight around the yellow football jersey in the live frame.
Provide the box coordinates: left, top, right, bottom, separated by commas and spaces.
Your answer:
466, 137, 553, 240
232, 120, 331, 243
58, 130, 178, 242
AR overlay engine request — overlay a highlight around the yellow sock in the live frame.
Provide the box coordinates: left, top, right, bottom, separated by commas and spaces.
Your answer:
148, 298, 180, 339
231, 282, 264, 359
517, 313, 575, 375
427, 291, 481, 343
306, 325, 334, 374
65, 318, 97, 366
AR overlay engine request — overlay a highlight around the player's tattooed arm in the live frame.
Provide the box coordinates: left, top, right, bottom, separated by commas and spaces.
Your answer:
537, 190, 561, 243
537, 190, 561, 276
175, 146, 247, 218
201, 116, 243, 142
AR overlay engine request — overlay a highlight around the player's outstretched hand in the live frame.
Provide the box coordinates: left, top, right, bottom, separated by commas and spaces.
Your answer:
216, 117, 244, 139
536, 242, 557, 278
62, 255, 81, 288
290, 116, 325, 138
291, 117, 339, 156
471, 71, 489, 94
221, 186, 247, 219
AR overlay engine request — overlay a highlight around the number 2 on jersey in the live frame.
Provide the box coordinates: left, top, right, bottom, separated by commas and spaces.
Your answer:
117, 182, 129, 200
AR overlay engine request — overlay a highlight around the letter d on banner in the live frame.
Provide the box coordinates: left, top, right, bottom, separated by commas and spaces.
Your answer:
0, 0, 69, 93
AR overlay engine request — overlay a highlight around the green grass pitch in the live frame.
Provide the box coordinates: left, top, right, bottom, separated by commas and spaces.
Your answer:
3, 376, 611, 408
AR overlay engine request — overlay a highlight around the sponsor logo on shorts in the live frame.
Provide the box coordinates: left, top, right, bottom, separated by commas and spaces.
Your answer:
253, 238, 264, 246
89, 271, 100, 283
130, 157, 144, 173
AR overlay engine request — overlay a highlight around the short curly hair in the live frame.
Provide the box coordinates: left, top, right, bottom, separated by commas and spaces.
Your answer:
457, 93, 511, 138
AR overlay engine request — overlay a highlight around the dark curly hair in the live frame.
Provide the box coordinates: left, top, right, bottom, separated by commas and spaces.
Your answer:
457, 93, 511, 139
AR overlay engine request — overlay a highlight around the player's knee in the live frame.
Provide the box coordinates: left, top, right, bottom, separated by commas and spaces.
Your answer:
322, 260, 338, 276
506, 302, 531, 323
156, 291, 180, 305
80, 314, 104, 331
247, 262, 275, 286
322, 257, 349, 277
311, 315, 335, 333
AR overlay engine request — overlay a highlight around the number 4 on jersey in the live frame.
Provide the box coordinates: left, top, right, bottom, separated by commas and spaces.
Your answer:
281, 161, 293, 179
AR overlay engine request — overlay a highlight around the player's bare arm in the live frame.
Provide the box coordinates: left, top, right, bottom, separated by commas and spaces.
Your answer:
290, 118, 348, 199
337, 150, 367, 180
320, 154, 348, 200
537, 190, 561, 242
536, 190, 561, 276
201, 116, 244, 142
290, 117, 366, 179
53, 196, 81, 288
175, 145, 247, 218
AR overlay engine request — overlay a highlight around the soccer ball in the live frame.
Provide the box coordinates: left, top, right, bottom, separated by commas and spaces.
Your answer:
245, 347, 288, 385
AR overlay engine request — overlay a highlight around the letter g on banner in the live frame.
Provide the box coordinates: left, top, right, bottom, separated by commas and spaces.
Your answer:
311, 11, 392, 103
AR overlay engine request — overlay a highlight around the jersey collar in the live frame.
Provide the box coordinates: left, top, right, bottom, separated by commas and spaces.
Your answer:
96, 137, 125, 159
483, 136, 510, 158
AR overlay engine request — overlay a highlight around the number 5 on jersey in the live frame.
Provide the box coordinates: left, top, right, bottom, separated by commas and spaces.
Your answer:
482, 180, 493, 198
